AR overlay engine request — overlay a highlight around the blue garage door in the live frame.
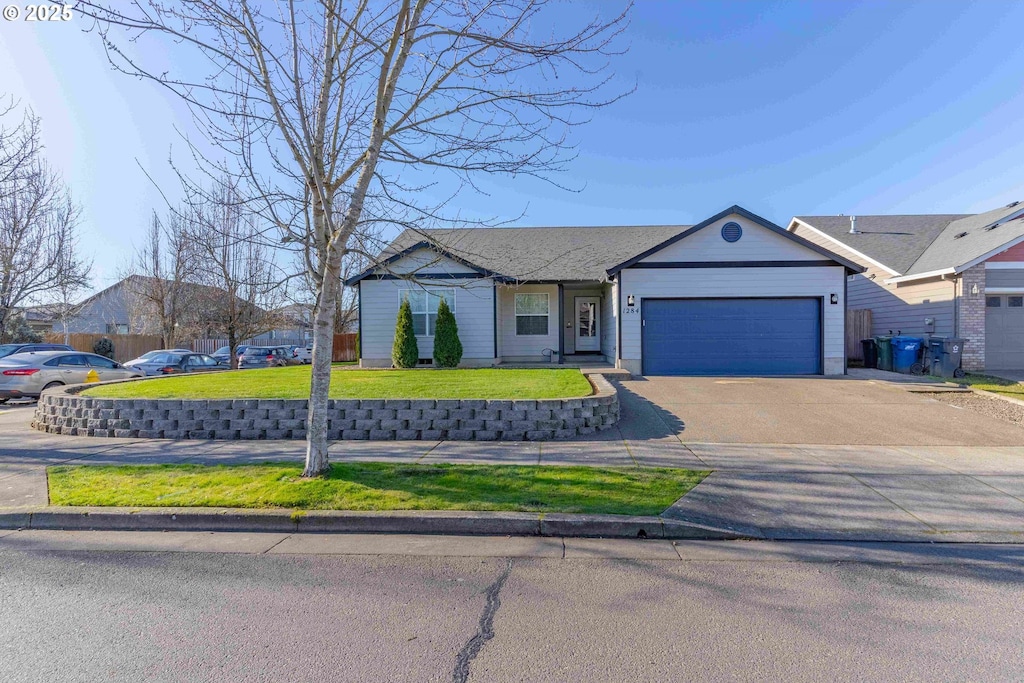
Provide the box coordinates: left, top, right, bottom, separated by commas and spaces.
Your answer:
642, 298, 822, 376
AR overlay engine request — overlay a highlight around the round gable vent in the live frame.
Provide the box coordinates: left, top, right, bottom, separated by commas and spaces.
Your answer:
721, 221, 742, 243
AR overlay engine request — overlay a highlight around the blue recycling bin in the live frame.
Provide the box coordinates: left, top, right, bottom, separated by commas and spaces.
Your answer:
891, 336, 924, 374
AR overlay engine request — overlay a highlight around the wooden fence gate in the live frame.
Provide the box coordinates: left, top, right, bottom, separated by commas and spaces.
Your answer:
845, 309, 873, 362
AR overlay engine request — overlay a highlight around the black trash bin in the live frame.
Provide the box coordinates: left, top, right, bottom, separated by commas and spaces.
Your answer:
861, 339, 878, 369
929, 337, 967, 378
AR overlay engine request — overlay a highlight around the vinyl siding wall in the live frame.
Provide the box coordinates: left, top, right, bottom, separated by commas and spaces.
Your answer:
790, 221, 956, 337
985, 268, 1024, 289
619, 214, 846, 375
359, 277, 495, 364
62, 287, 134, 334
497, 284, 560, 361
646, 216, 817, 262
385, 250, 479, 275
601, 281, 616, 362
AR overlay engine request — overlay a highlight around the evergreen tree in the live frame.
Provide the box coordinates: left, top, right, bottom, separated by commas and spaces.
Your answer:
432, 297, 462, 368
392, 299, 419, 368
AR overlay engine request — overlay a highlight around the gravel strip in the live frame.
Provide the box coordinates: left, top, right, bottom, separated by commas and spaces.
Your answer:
927, 391, 1024, 427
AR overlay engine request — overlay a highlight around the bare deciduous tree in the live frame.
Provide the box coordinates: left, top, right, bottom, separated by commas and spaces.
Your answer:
0, 100, 91, 343
123, 212, 197, 348
187, 181, 286, 368
84, 0, 630, 476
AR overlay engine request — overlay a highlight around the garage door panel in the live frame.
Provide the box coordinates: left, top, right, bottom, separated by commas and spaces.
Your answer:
642, 298, 821, 376
986, 296, 1024, 369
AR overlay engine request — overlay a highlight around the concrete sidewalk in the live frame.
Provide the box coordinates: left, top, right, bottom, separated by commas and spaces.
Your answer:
3, 405, 1024, 542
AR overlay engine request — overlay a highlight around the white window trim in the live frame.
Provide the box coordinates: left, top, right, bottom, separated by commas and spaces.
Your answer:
514, 292, 550, 337
400, 287, 456, 337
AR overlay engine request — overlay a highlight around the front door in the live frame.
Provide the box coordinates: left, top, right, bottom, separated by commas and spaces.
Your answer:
575, 297, 600, 352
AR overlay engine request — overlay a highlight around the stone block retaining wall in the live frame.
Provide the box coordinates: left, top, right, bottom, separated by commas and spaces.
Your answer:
32, 374, 618, 441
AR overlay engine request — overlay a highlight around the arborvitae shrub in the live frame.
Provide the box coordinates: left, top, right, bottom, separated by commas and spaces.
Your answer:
392, 299, 419, 368
432, 297, 462, 368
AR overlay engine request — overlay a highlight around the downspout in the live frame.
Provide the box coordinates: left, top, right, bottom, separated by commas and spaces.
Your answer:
843, 271, 848, 375
615, 274, 622, 367
492, 281, 498, 362
557, 283, 565, 364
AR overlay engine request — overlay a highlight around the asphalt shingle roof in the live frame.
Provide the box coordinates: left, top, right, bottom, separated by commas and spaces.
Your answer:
905, 203, 1024, 275
378, 225, 691, 282
798, 203, 1024, 276
794, 214, 966, 274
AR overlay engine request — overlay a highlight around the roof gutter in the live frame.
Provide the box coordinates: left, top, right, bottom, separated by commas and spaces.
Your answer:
884, 267, 956, 285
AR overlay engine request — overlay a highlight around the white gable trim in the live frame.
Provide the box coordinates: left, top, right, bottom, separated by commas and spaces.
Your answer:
787, 218, 901, 277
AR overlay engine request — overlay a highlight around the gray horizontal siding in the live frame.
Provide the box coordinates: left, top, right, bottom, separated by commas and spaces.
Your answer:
849, 275, 955, 337
498, 284, 559, 360
647, 214, 817, 262
360, 278, 495, 362
792, 221, 955, 337
601, 281, 616, 361
986, 269, 1024, 289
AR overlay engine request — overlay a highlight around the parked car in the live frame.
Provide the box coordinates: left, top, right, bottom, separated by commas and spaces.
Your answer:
293, 344, 313, 364
145, 353, 227, 375
0, 343, 74, 359
211, 345, 249, 365
124, 350, 201, 376
0, 351, 144, 401
238, 346, 291, 369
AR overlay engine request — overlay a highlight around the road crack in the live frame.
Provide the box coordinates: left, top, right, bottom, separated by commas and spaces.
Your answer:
452, 558, 513, 683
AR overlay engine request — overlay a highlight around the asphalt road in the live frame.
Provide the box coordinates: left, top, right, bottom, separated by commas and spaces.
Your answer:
1, 534, 1022, 682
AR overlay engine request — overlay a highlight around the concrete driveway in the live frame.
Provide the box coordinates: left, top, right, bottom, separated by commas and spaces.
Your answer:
619, 374, 1024, 446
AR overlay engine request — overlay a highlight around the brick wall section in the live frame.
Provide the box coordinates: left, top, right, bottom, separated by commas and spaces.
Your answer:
31, 375, 619, 441
956, 264, 986, 372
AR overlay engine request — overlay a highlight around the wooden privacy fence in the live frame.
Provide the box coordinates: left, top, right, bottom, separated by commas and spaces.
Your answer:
333, 333, 357, 362
45, 333, 163, 363
845, 309, 873, 362
190, 333, 357, 362
191, 337, 308, 355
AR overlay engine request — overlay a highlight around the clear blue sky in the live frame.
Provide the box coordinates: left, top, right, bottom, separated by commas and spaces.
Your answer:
2, 0, 1024, 296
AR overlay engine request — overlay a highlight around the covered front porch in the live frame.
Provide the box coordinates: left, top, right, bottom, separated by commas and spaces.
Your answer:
494, 281, 616, 367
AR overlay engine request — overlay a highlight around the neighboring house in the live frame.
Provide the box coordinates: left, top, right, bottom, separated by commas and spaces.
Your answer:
58, 275, 266, 340
21, 305, 61, 336
348, 206, 863, 376
789, 201, 1024, 371
251, 303, 314, 345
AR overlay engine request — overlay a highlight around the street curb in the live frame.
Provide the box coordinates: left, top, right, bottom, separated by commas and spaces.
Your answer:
0, 506, 750, 540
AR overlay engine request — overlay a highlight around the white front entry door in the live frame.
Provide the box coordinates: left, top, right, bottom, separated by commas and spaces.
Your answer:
575, 297, 601, 352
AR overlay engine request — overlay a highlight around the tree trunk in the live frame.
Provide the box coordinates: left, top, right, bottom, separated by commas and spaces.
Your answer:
304, 245, 341, 477
228, 326, 238, 370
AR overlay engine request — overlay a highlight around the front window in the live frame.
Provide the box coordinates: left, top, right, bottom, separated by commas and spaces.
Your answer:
105, 323, 129, 334
515, 293, 549, 336
401, 289, 455, 336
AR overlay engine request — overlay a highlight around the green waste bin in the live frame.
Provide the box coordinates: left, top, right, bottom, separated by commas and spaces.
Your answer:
875, 335, 893, 372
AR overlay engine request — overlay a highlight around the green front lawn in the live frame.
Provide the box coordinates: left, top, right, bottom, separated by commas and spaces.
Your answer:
940, 373, 1024, 399
47, 463, 708, 516
81, 366, 591, 400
